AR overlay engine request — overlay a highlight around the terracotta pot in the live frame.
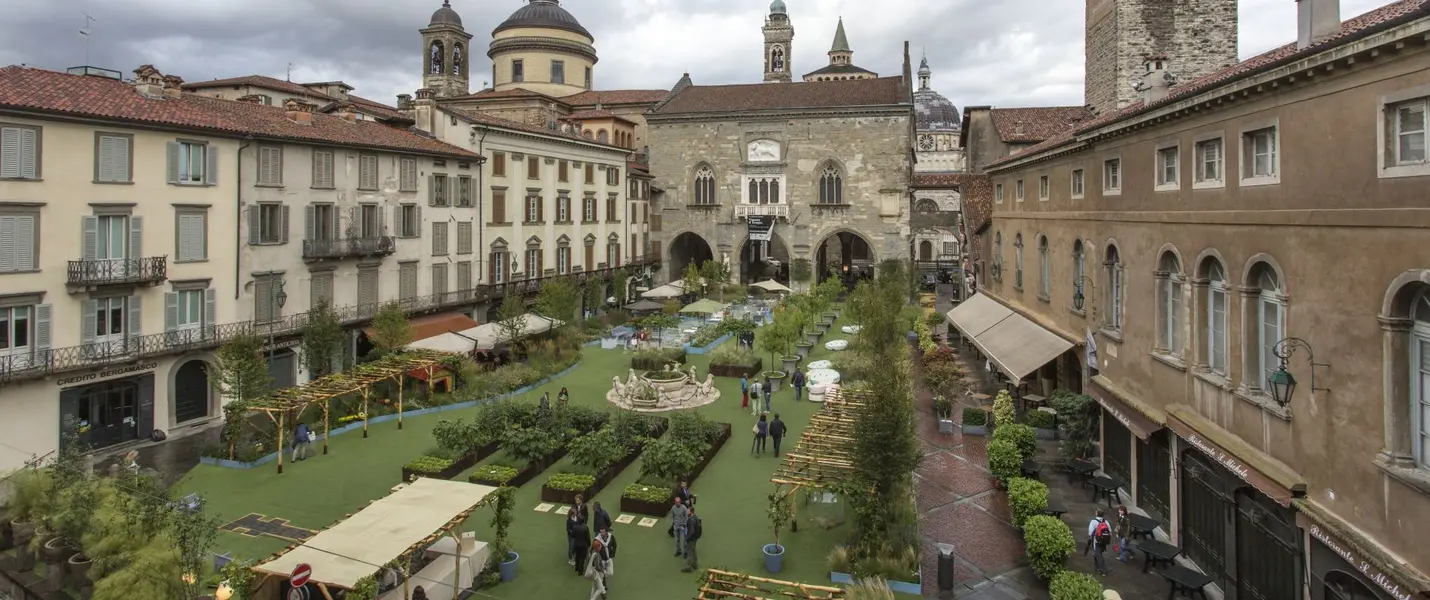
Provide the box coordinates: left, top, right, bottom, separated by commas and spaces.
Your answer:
67, 552, 93, 588
43, 535, 69, 562
10, 519, 35, 545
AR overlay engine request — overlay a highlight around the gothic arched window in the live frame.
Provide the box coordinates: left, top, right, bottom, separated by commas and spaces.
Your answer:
819, 165, 843, 204
693, 166, 716, 205
430, 41, 445, 74
453, 43, 465, 77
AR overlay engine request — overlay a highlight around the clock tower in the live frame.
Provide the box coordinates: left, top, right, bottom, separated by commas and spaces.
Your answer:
762, 0, 794, 83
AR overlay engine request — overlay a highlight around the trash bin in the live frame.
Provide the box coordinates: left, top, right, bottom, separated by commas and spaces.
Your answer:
937, 543, 955, 591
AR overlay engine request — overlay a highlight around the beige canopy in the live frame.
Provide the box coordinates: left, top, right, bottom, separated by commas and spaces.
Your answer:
751, 279, 792, 293
253, 478, 498, 590
641, 280, 687, 299
465, 313, 565, 349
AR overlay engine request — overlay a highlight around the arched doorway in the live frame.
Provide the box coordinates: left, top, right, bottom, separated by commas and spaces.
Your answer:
919, 240, 933, 261
173, 360, 211, 424
669, 232, 714, 282
815, 230, 874, 286
737, 232, 790, 284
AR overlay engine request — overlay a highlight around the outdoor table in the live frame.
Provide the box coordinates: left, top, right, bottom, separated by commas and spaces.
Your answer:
1022, 394, 1048, 410
1089, 475, 1122, 507
1160, 564, 1212, 598
1139, 539, 1183, 573
1042, 497, 1067, 519
1129, 513, 1160, 540
1020, 460, 1043, 479
970, 393, 992, 405
1067, 458, 1098, 486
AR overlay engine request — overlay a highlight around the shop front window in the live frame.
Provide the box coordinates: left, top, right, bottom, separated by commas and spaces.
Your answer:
76, 380, 140, 449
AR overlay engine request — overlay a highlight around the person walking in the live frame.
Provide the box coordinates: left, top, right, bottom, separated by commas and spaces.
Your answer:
292, 422, 311, 462
669, 497, 689, 557
740, 375, 749, 409
585, 538, 609, 600
411, 586, 428, 600
1114, 505, 1133, 562
1087, 509, 1111, 576
749, 380, 763, 417
593, 501, 612, 534
558, 387, 570, 406
681, 507, 703, 573
674, 481, 695, 507
755, 414, 769, 456
792, 369, 806, 402
540, 391, 551, 411
769, 414, 788, 457
595, 526, 616, 580
567, 510, 590, 570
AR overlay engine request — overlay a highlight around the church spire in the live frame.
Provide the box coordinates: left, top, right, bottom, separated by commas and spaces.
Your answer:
918, 51, 931, 91
830, 17, 850, 53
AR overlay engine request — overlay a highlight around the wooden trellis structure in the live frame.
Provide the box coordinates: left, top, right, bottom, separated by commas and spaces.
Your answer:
697, 569, 845, 599
770, 386, 869, 522
244, 349, 454, 474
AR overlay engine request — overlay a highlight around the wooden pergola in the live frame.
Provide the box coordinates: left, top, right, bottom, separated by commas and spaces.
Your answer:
770, 387, 867, 521
697, 569, 845, 599
244, 349, 455, 474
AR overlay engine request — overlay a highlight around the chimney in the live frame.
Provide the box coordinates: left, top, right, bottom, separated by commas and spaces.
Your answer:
1013, 120, 1025, 137
397, 94, 413, 110
284, 98, 315, 124
1297, 0, 1341, 49
236, 94, 264, 104
132, 64, 166, 98
334, 102, 358, 123
161, 74, 185, 98
1138, 55, 1176, 104
414, 88, 436, 101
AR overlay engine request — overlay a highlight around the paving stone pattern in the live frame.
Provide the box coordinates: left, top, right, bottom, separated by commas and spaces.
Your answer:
219, 513, 318, 541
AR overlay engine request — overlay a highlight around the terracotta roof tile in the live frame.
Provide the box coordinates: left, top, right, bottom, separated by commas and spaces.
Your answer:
561, 89, 670, 106
989, 106, 1092, 143
627, 160, 651, 176
457, 87, 563, 102
0, 66, 476, 158
563, 109, 635, 124
651, 76, 908, 115
456, 109, 627, 151
346, 94, 403, 120
988, 0, 1430, 169
182, 74, 333, 100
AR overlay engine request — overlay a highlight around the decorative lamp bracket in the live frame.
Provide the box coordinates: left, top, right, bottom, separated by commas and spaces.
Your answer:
1267, 337, 1330, 407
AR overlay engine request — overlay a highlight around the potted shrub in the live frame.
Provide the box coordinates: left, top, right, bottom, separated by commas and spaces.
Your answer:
1049, 570, 1103, 600
7, 468, 49, 551
780, 355, 801, 375
1007, 477, 1050, 529
934, 396, 954, 434
993, 423, 1038, 462
987, 439, 1022, 485
1028, 409, 1058, 440
960, 407, 989, 436
1023, 514, 1076, 580
763, 370, 787, 393
489, 487, 520, 582
763, 491, 793, 573
992, 390, 1017, 431
795, 341, 815, 358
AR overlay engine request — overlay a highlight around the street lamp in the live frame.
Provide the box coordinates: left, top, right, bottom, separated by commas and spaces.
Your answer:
1072, 276, 1094, 311
1267, 337, 1330, 407
267, 278, 288, 366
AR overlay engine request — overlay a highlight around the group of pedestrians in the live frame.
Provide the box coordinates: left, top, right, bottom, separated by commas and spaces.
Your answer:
667, 483, 703, 572
751, 414, 788, 457
1084, 505, 1134, 576
738, 369, 809, 416
563, 494, 616, 600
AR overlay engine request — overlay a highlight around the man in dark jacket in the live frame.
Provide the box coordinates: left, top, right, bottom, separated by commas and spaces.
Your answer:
680, 507, 703, 573
769, 414, 788, 457
674, 481, 695, 507
791, 370, 806, 402
567, 511, 590, 572
592, 501, 612, 534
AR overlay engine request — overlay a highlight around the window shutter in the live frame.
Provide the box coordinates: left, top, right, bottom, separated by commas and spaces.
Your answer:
82, 216, 98, 261
489, 254, 496, 283
129, 215, 143, 259
165, 292, 178, 333
205, 146, 219, 186
254, 277, 272, 322
493, 191, 505, 223
81, 300, 97, 347
17, 129, 37, 178
280, 205, 290, 244
427, 175, 436, 206
305, 205, 316, 241
0, 128, 19, 178
0, 216, 13, 272
537, 196, 545, 222
393, 206, 404, 238
203, 288, 216, 337
415, 207, 423, 237
166, 141, 180, 183
196, 214, 208, 260
15, 215, 33, 271
97, 136, 113, 182
34, 303, 51, 357
111, 137, 129, 182
246, 206, 260, 245
128, 294, 142, 337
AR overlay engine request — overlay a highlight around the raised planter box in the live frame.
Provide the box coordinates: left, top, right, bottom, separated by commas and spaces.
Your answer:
541, 419, 669, 504
830, 571, 920, 595
709, 359, 762, 379
1035, 427, 1058, 440
620, 422, 732, 516
685, 333, 733, 355
471, 447, 571, 488
962, 424, 988, 436
401, 451, 479, 482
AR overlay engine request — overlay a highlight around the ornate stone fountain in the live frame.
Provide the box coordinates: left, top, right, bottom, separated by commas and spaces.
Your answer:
608, 363, 721, 412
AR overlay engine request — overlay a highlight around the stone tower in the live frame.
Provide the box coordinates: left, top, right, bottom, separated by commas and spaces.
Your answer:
1084, 0, 1238, 115
763, 0, 794, 83
420, 1, 475, 98
827, 18, 853, 67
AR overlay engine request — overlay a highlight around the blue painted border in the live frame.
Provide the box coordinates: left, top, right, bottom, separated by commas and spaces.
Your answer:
684, 333, 731, 355
830, 571, 921, 594
199, 360, 583, 470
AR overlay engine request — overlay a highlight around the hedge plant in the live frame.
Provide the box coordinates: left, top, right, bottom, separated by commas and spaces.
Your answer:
994, 423, 1038, 462
1023, 514, 1076, 580
1027, 410, 1056, 430
1007, 477, 1050, 528
621, 483, 671, 504
987, 439, 1022, 484
404, 455, 455, 474
961, 407, 987, 426
546, 473, 596, 492
1049, 571, 1103, 600
471, 465, 520, 486
992, 390, 1017, 428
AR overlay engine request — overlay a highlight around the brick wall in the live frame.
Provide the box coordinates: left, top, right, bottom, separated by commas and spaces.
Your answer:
1085, 0, 1239, 115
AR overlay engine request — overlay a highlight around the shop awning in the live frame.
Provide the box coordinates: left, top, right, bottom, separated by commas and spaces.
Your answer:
946, 293, 1074, 381
1165, 404, 1306, 507
1088, 375, 1165, 440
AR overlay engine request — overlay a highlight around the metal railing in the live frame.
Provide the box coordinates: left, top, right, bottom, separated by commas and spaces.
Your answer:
302, 236, 397, 260
66, 256, 167, 286
0, 257, 659, 385
734, 204, 789, 219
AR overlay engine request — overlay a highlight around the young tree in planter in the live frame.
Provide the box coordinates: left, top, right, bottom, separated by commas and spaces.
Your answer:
613, 267, 633, 307
301, 298, 345, 378
367, 301, 413, 359
766, 490, 794, 566
700, 259, 731, 301
757, 317, 796, 372
642, 312, 681, 346
681, 261, 704, 297
496, 293, 528, 355
789, 258, 813, 292
215, 332, 271, 459
535, 276, 582, 354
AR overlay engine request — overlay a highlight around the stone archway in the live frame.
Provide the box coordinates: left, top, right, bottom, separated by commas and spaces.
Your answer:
737, 231, 791, 284
668, 232, 714, 281
171, 359, 213, 425
815, 230, 875, 286
919, 240, 933, 261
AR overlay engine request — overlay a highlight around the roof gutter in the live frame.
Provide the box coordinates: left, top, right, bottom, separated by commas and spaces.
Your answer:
236, 135, 253, 300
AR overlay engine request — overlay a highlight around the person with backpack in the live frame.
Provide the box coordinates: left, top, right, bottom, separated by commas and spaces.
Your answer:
749, 380, 763, 416
584, 537, 609, 600
1087, 509, 1111, 576
293, 421, 311, 462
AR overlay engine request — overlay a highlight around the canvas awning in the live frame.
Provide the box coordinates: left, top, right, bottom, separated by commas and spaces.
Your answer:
466, 313, 564, 349
946, 293, 1074, 381
642, 280, 687, 299
624, 299, 665, 312
751, 279, 791, 293
367, 312, 477, 342
680, 299, 727, 314
406, 332, 477, 354
253, 478, 498, 590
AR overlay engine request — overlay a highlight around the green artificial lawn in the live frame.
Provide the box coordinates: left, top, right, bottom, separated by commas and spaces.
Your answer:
180, 311, 916, 598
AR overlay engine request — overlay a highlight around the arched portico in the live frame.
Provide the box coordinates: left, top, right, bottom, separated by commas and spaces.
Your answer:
815, 229, 875, 286
736, 231, 791, 284
668, 231, 714, 281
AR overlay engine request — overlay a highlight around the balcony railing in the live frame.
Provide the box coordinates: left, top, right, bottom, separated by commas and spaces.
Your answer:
303, 236, 397, 261
0, 257, 660, 385
66, 257, 167, 287
734, 204, 789, 220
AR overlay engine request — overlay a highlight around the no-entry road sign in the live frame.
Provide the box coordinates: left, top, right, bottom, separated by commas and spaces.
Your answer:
290, 563, 312, 587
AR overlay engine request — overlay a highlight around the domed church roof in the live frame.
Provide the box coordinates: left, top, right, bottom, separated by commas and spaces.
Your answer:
429, 0, 463, 27
770, 0, 788, 14
914, 56, 960, 132
494, 0, 592, 39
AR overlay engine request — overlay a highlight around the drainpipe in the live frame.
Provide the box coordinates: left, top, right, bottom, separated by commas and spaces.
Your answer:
475, 127, 489, 317
236, 136, 253, 300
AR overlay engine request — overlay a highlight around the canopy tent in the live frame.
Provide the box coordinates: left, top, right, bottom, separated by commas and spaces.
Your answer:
641, 280, 687, 299
406, 331, 477, 354
945, 293, 1074, 381
253, 478, 498, 593
624, 299, 665, 312
467, 313, 564, 349
750, 279, 792, 294
680, 299, 728, 314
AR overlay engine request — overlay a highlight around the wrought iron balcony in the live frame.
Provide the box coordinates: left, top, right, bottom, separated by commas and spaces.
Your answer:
303, 236, 397, 261
734, 204, 789, 220
66, 257, 167, 288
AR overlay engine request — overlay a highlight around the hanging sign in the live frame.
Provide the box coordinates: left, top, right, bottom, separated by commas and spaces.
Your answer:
748, 214, 775, 242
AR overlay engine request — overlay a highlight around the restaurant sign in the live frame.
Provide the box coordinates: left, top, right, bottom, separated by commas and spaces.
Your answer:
1181, 433, 1253, 483
1310, 525, 1413, 600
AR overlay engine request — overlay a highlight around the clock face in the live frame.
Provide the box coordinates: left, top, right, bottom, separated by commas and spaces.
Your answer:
918, 135, 934, 151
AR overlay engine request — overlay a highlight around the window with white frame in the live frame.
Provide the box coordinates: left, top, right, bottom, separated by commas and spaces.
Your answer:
175, 289, 203, 331
995, 184, 1004, 203
742, 175, 784, 204
1159, 253, 1183, 356
1156, 146, 1179, 188
1252, 265, 1285, 393
557, 245, 570, 274
1039, 176, 1049, 200
0, 212, 38, 272
175, 141, 207, 184
1195, 138, 1223, 184
993, 232, 1003, 279
1103, 158, 1121, 191
583, 196, 597, 222
1242, 127, 1278, 180
1071, 169, 1084, 197
0, 305, 32, 364
1072, 240, 1085, 308
1391, 98, 1427, 166
399, 157, 418, 191
1105, 245, 1123, 331
1013, 233, 1024, 289
1015, 179, 1024, 201
1037, 235, 1049, 298
1204, 259, 1229, 374
1411, 292, 1430, 467
525, 247, 541, 278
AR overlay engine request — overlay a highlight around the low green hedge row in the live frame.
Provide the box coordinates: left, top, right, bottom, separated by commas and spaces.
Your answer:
1049, 571, 1103, 599
622, 483, 671, 504
987, 439, 1022, 483
962, 407, 987, 426
470, 465, 520, 486
1008, 477, 1050, 528
993, 423, 1037, 462
1027, 410, 1056, 429
1023, 514, 1076, 580
404, 455, 455, 474
546, 473, 596, 492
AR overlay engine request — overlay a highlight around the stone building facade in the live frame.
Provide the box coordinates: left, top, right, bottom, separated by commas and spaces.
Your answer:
961, 2, 1430, 598
1084, 0, 1238, 116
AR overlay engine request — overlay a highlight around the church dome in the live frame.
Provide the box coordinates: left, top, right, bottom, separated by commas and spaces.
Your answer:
914, 88, 960, 133
429, 0, 463, 27
494, 0, 592, 39
770, 0, 787, 14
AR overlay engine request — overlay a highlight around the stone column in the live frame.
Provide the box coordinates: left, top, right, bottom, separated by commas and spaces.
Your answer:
1379, 316, 1415, 466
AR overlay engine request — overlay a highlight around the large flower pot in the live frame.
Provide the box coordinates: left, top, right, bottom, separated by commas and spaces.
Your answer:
42, 535, 68, 562
498, 551, 519, 582
67, 552, 92, 589
762, 544, 785, 574
10, 520, 35, 547
806, 332, 821, 345
938, 418, 955, 434
781, 356, 800, 374
813, 323, 829, 335
763, 371, 786, 393
795, 343, 813, 358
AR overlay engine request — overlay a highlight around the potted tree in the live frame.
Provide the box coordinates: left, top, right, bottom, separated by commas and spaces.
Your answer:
758, 318, 795, 393
934, 396, 955, 434
489, 487, 520, 582
763, 491, 793, 573
790, 259, 813, 293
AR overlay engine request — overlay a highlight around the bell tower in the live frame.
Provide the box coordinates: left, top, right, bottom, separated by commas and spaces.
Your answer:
420, 1, 475, 98
762, 0, 794, 83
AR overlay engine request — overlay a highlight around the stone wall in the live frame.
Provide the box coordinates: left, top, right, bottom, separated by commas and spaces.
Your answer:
647, 113, 911, 280
1084, 0, 1238, 115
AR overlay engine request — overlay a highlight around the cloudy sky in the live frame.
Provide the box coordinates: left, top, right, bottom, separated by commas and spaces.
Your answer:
0, 0, 1396, 110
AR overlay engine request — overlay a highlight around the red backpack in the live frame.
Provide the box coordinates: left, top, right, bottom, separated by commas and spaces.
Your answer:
1094, 520, 1113, 546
